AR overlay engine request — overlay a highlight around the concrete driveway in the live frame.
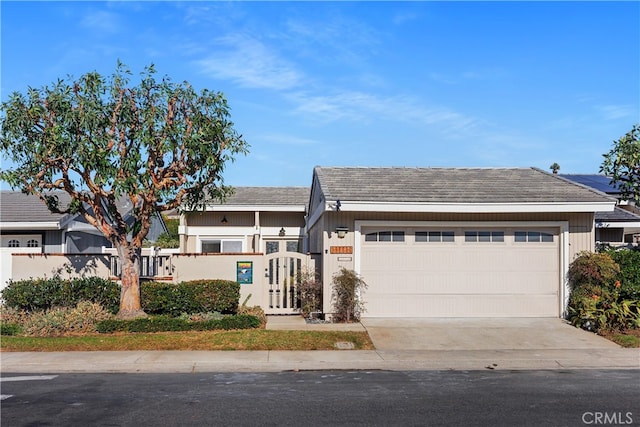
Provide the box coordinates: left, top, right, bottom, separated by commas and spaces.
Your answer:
360, 318, 621, 351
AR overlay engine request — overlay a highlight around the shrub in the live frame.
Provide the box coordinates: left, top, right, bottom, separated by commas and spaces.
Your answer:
1, 276, 120, 314
606, 248, 640, 300
21, 301, 113, 337
331, 267, 367, 323
297, 269, 322, 318
566, 251, 640, 333
237, 305, 267, 329
95, 314, 261, 333
567, 251, 620, 291
141, 280, 240, 316
0, 322, 22, 336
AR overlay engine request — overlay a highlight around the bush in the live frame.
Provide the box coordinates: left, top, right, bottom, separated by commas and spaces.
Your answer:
0, 322, 22, 336
96, 314, 261, 333
606, 248, 640, 300
1, 276, 120, 314
331, 267, 367, 323
567, 251, 640, 333
567, 251, 620, 291
237, 305, 267, 329
297, 269, 322, 318
21, 301, 113, 337
141, 280, 240, 316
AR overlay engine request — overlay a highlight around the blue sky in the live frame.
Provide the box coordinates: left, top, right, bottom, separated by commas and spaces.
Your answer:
1, 1, 639, 188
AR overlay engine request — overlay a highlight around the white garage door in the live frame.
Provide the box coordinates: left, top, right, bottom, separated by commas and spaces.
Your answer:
359, 227, 560, 317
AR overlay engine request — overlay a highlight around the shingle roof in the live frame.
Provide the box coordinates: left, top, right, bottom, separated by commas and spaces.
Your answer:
210, 187, 310, 206
0, 191, 70, 223
596, 207, 640, 223
314, 167, 614, 204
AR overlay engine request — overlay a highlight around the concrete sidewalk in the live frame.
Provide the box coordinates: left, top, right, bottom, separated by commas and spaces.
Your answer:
1, 316, 638, 373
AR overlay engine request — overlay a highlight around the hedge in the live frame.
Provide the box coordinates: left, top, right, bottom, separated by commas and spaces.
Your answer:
141, 280, 240, 316
1, 276, 120, 314
96, 314, 261, 333
2, 278, 241, 317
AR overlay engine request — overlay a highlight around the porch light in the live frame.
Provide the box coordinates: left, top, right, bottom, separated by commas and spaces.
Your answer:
279, 227, 286, 237
336, 226, 349, 239
221, 216, 228, 224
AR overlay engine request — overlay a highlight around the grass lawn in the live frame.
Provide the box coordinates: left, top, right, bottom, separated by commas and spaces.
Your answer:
0, 330, 375, 352
599, 329, 640, 348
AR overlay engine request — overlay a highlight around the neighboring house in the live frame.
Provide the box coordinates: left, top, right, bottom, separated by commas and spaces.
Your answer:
1, 191, 168, 289
0, 191, 168, 253
306, 167, 616, 318
179, 187, 310, 255
560, 174, 640, 245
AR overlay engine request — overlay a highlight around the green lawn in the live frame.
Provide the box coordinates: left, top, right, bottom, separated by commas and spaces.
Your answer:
0, 330, 375, 352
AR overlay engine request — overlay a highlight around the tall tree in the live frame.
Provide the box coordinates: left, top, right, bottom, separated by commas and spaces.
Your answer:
601, 124, 640, 204
0, 62, 248, 318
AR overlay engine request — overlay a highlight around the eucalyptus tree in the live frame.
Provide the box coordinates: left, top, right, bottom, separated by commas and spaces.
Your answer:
0, 62, 248, 318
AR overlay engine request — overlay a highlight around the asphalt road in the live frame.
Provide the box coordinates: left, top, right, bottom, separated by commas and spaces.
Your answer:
2, 370, 639, 426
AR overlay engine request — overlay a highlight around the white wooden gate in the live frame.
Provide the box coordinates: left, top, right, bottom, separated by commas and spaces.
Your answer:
264, 251, 314, 315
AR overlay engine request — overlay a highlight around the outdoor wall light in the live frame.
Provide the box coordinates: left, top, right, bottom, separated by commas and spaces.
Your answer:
279, 227, 286, 237
335, 226, 349, 239
221, 216, 228, 224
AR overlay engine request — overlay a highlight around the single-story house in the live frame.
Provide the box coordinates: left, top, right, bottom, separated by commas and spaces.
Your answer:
305, 167, 616, 318
0, 191, 168, 288
560, 174, 640, 245
179, 187, 309, 255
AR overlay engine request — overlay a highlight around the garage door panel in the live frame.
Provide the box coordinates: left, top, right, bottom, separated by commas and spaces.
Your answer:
360, 227, 560, 317
363, 293, 559, 317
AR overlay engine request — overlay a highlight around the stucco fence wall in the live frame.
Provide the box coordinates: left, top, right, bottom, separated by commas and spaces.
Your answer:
3, 252, 270, 311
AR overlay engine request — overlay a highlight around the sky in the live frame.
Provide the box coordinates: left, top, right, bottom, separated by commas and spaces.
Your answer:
1, 1, 639, 189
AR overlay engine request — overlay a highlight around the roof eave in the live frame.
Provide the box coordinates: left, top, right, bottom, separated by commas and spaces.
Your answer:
0, 221, 61, 230
328, 201, 616, 213
202, 205, 307, 213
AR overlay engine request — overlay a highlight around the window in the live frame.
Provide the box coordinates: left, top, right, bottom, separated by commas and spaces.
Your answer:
201, 239, 243, 253
515, 231, 554, 243
265, 241, 279, 254
415, 231, 455, 242
365, 231, 405, 242
465, 231, 504, 242
7, 239, 20, 248
26, 239, 40, 248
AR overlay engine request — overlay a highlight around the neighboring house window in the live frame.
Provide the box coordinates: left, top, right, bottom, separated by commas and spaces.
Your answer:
26, 239, 40, 248
201, 239, 243, 253
465, 231, 504, 243
515, 231, 554, 243
415, 231, 455, 242
365, 231, 405, 242
7, 239, 20, 247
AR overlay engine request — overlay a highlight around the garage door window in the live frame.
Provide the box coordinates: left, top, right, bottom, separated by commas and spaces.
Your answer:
415, 231, 455, 242
365, 231, 405, 242
515, 231, 554, 243
465, 231, 504, 242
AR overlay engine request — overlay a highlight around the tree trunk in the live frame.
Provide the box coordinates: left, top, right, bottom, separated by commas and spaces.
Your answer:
116, 243, 147, 319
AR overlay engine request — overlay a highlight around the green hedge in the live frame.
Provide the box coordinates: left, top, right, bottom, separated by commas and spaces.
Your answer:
96, 314, 260, 333
141, 280, 240, 316
606, 248, 640, 300
1, 276, 120, 314
1, 278, 240, 317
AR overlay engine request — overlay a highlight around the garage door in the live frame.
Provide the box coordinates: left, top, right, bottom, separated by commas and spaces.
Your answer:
359, 227, 560, 317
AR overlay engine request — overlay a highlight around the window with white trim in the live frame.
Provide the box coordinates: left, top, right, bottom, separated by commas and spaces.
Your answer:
515, 231, 554, 243
415, 231, 455, 243
201, 239, 243, 253
465, 231, 504, 242
365, 231, 405, 242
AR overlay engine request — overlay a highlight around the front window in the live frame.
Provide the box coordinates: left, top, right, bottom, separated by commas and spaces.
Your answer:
201, 239, 243, 253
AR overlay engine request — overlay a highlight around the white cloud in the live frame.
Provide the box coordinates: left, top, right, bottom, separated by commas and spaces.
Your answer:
194, 34, 303, 90
596, 104, 636, 121
80, 10, 121, 34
